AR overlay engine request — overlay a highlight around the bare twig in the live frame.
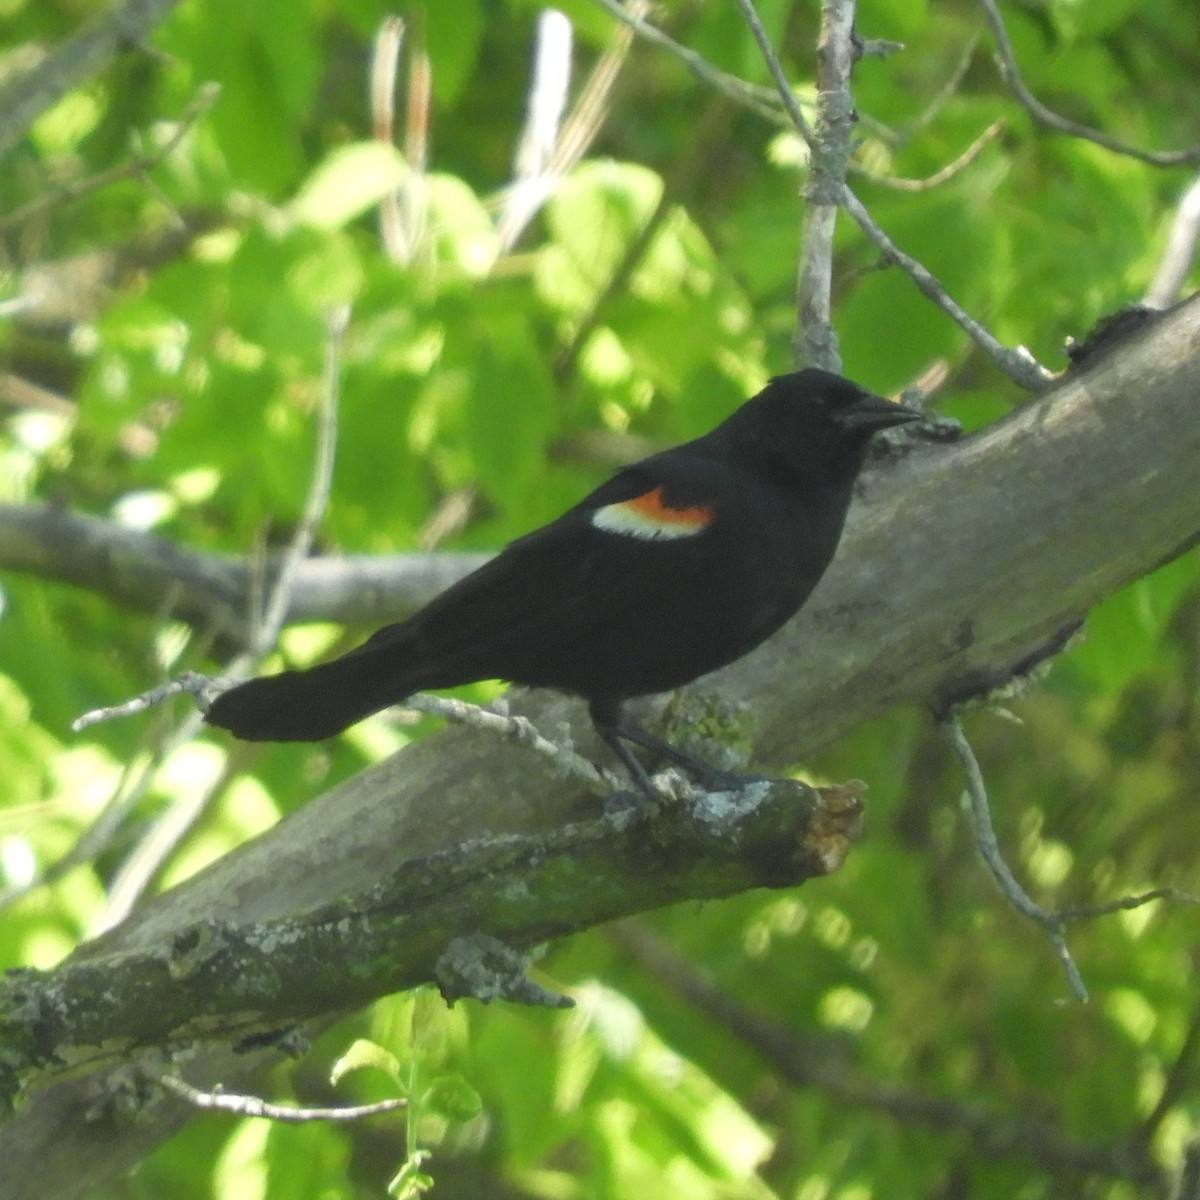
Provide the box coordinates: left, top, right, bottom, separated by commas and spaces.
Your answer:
550, 5, 637, 175
1175, 1139, 1200, 1200
0, 83, 220, 235
497, 3, 638, 252
246, 306, 346, 657
0, 371, 75, 416
1058, 887, 1199, 922
72, 309, 347, 928
554, 92, 741, 389
0, 708, 197, 913
553, 185, 673, 383
160, 1074, 406, 1122
841, 185, 1054, 389
727, 0, 1054, 389
77, 303, 344, 734
404, 694, 615, 797
908, 31, 982, 138
91, 710, 218, 934
978, 0, 1200, 167
1146, 171, 1200, 309
1139, 1003, 1200, 1145
941, 714, 1088, 1001
788, 0, 858, 370
72, 672, 219, 733
730, 0, 814, 145
941, 714, 1196, 1006
402, 40, 432, 261
371, 17, 430, 265
869, 120, 1004, 193
124, 304, 342, 670
591, 0, 785, 126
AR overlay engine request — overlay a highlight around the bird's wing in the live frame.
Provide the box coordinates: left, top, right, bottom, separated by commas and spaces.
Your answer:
206, 454, 749, 740
353, 453, 738, 667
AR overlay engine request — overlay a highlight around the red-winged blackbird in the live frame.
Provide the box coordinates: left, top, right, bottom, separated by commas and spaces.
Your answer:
206, 369, 921, 792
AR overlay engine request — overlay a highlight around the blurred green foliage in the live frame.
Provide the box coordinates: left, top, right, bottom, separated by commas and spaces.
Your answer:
1, 0, 1200, 1197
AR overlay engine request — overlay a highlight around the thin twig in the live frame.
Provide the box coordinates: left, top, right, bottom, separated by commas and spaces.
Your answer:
72, 671, 221, 733
247, 306, 346, 657
940, 714, 1088, 1001
978, 0, 1200, 167
402, 39, 432, 262
553, 92, 740, 386
550, 3, 638, 173
726, 0, 1054, 389
1146, 171, 1200, 309
1175, 1139, 1200, 1200
0, 710, 195, 913
1138, 1002, 1200, 1144
1058, 887, 1199, 922
553, 186, 674, 384
841, 185, 1054, 389
0, 83, 221, 235
908, 30, 982, 138
72, 310, 347, 926
730, 0, 813, 145
160, 1074, 406, 1122
941, 714, 1197, 1008
91, 710, 218, 934
2, 605, 222, 916
497, 1, 638, 252
868, 120, 1004, 193
404, 694, 616, 797
74, 306, 345, 733
590, 0, 785, 126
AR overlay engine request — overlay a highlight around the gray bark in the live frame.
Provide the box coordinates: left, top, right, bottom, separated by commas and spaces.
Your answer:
2, 295, 1200, 1198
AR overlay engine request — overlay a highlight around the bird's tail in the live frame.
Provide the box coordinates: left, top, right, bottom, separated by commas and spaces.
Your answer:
205, 631, 424, 742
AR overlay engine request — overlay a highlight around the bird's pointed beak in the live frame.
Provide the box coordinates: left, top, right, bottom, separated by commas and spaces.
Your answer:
836, 393, 925, 432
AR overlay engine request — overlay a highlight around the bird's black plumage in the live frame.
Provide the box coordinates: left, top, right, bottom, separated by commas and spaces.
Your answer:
206, 368, 921, 788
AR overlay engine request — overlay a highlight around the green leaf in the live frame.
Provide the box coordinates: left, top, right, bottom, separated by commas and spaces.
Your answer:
290, 142, 410, 231
330, 1037, 404, 1088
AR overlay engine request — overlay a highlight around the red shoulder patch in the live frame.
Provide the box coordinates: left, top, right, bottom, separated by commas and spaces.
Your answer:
591, 486, 715, 540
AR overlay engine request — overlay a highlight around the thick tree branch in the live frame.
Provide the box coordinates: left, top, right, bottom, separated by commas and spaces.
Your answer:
2, 297, 1200, 1194
729, 294, 1200, 762
0, 505, 489, 640
2, 775, 862, 1101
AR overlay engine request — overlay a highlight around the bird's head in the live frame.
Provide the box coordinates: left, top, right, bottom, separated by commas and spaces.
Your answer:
721, 368, 924, 484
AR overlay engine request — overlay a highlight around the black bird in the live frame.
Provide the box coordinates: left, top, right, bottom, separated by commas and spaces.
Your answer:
206, 369, 922, 791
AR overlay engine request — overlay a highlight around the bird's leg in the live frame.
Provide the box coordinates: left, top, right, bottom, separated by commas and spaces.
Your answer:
588, 699, 660, 801
587, 699, 760, 797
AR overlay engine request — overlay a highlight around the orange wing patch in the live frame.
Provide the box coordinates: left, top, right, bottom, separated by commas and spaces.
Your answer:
591, 486, 715, 540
